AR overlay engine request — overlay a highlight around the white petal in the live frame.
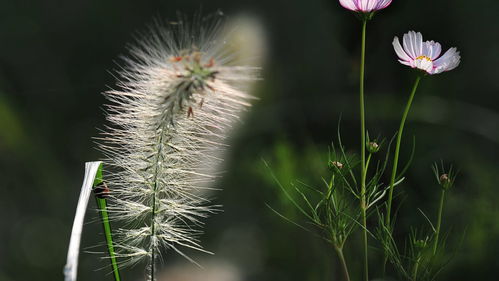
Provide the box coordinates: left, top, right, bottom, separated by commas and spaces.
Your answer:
339, 0, 358, 10
422, 41, 431, 58
434, 47, 461, 73
402, 31, 420, 59
446, 55, 461, 71
426, 40, 442, 60
413, 31, 423, 57
360, 0, 368, 10
393, 36, 412, 61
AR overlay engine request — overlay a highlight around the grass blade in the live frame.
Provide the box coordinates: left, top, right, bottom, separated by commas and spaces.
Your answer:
92, 163, 121, 281
64, 161, 102, 281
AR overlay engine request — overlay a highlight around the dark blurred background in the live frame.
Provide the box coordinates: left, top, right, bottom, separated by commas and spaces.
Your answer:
0, 0, 498, 281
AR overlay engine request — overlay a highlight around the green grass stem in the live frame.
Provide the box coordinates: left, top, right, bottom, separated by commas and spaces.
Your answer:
93, 164, 122, 281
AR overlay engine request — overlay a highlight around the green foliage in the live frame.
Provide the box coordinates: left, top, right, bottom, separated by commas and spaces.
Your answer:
92, 164, 121, 281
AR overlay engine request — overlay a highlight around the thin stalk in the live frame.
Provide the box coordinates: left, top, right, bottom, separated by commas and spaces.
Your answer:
364, 153, 372, 182
412, 256, 421, 281
383, 76, 421, 277
335, 246, 351, 281
382, 256, 388, 277
327, 174, 335, 200
359, 19, 369, 281
385, 76, 422, 224
361, 207, 368, 280
433, 189, 446, 255
150, 185, 157, 281
149, 132, 165, 281
361, 152, 372, 268
93, 164, 121, 281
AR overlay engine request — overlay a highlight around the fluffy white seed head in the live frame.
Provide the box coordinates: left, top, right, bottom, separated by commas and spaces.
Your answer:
97, 13, 258, 275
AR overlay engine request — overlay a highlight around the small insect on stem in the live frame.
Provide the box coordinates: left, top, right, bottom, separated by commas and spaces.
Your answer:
170, 56, 184, 63
187, 106, 194, 118
94, 182, 111, 199
207, 84, 215, 91
204, 58, 215, 68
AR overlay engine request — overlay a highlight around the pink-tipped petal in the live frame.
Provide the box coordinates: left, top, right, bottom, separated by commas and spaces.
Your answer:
339, 0, 358, 11
398, 60, 412, 66
375, 0, 393, 9
339, 0, 392, 12
393, 37, 412, 62
395, 31, 460, 75
358, 0, 377, 12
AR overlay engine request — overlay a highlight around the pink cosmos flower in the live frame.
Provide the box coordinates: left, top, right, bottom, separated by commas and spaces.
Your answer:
339, 0, 393, 13
393, 31, 461, 75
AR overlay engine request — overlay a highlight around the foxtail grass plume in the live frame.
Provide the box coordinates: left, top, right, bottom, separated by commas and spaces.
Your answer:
393, 31, 461, 74
98, 13, 258, 280
339, 0, 392, 13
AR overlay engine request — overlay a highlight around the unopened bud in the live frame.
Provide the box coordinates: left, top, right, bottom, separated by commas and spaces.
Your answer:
414, 239, 427, 249
367, 141, 380, 153
439, 174, 449, 183
439, 173, 452, 190
330, 161, 344, 169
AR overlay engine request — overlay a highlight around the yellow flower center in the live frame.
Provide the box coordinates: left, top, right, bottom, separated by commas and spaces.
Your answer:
415, 55, 432, 62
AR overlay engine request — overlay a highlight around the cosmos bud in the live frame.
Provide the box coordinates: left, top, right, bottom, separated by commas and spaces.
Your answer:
414, 239, 428, 249
432, 162, 457, 191
329, 161, 344, 170
439, 173, 452, 190
366, 141, 380, 154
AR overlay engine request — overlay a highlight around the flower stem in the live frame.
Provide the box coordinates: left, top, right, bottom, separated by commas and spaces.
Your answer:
335, 246, 351, 281
359, 19, 369, 281
93, 164, 121, 281
385, 75, 422, 224
382, 76, 421, 278
433, 189, 446, 255
412, 256, 421, 281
